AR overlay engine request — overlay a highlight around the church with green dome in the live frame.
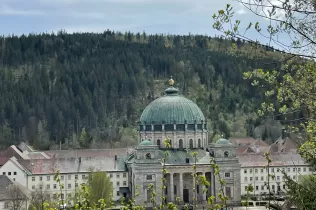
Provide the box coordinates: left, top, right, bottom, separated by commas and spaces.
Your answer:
124, 77, 241, 207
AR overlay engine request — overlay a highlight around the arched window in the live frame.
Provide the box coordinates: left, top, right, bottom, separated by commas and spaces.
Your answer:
189, 139, 193, 149
198, 139, 201, 148
157, 139, 161, 148
224, 151, 229, 157
179, 139, 183, 149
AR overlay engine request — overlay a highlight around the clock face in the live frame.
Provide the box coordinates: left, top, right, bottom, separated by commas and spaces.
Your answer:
146, 153, 151, 159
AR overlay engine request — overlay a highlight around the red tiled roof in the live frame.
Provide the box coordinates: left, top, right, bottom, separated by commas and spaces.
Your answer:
229, 137, 255, 146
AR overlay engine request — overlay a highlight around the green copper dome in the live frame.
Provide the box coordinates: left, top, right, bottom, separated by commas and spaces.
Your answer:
139, 140, 153, 146
216, 138, 231, 145
140, 79, 205, 125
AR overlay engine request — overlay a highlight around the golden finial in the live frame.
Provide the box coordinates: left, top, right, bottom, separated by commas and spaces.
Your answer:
169, 75, 174, 86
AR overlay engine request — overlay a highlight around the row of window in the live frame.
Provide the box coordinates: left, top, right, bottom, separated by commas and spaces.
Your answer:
155, 139, 203, 149
31, 173, 127, 182
244, 167, 312, 174
32, 181, 127, 190
245, 184, 287, 191
244, 175, 297, 182
2, 171, 17, 175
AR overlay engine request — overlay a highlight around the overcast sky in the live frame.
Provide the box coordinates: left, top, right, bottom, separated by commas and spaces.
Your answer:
0, 0, 264, 36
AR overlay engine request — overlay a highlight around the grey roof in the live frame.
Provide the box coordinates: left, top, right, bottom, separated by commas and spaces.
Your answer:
0, 175, 29, 201
237, 153, 308, 167
17, 156, 127, 175
45, 148, 134, 159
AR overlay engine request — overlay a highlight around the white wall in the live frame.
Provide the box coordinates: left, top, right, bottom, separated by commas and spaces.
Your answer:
27, 171, 128, 202
0, 159, 28, 187
240, 165, 314, 195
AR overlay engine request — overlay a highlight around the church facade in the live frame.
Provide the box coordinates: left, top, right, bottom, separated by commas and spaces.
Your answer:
125, 78, 241, 207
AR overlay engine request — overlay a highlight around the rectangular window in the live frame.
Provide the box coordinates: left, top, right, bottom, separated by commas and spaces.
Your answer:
61, 194, 64, 199
46, 184, 50, 190
13, 172, 17, 175
261, 176, 264, 181
116, 174, 120, 178
68, 184, 71, 189
82, 174, 86, 180
75, 175, 78, 180
244, 169, 247, 174
293, 168, 296, 172
283, 185, 286, 189
255, 177, 258, 181
261, 169, 264, 173
224, 172, 230, 178
196, 185, 200, 194
298, 168, 301, 172
261, 185, 264, 190
293, 175, 296, 179
272, 185, 275, 190
146, 175, 153, 180
61, 175, 64, 181
67, 194, 71, 198
244, 186, 247, 190
2, 172, 5, 175
53, 194, 57, 199
117, 191, 120, 196
32, 177, 35, 181
250, 169, 253, 173
13, 178, 15, 181
244, 177, 247, 181
40, 176, 43, 181
53, 184, 57, 189
255, 185, 258, 190
39, 185, 43, 190
75, 183, 78, 188
287, 168, 290, 172
271, 168, 274, 173
110, 174, 113, 178
116, 181, 120, 186
47, 176, 50, 181
277, 176, 280, 181
250, 177, 253, 181
123, 173, 127, 178
68, 175, 71, 180
303, 167, 306, 172
8, 172, 11, 175
32, 185, 35, 190
123, 181, 127, 186
255, 169, 258, 173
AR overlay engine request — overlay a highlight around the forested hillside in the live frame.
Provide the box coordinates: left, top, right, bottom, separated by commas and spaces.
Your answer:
0, 30, 290, 150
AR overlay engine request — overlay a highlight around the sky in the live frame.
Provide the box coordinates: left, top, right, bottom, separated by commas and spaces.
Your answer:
0, 0, 261, 36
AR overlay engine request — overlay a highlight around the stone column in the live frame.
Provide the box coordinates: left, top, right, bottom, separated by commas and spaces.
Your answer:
179, 173, 183, 203
202, 172, 207, 201
192, 174, 196, 203
170, 173, 174, 202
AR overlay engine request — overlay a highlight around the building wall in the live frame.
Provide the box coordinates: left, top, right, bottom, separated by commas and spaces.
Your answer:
0, 160, 28, 187
27, 171, 128, 201
139, 131, 208, 149
0, 200, 29, 210
240, 165, 314, 195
